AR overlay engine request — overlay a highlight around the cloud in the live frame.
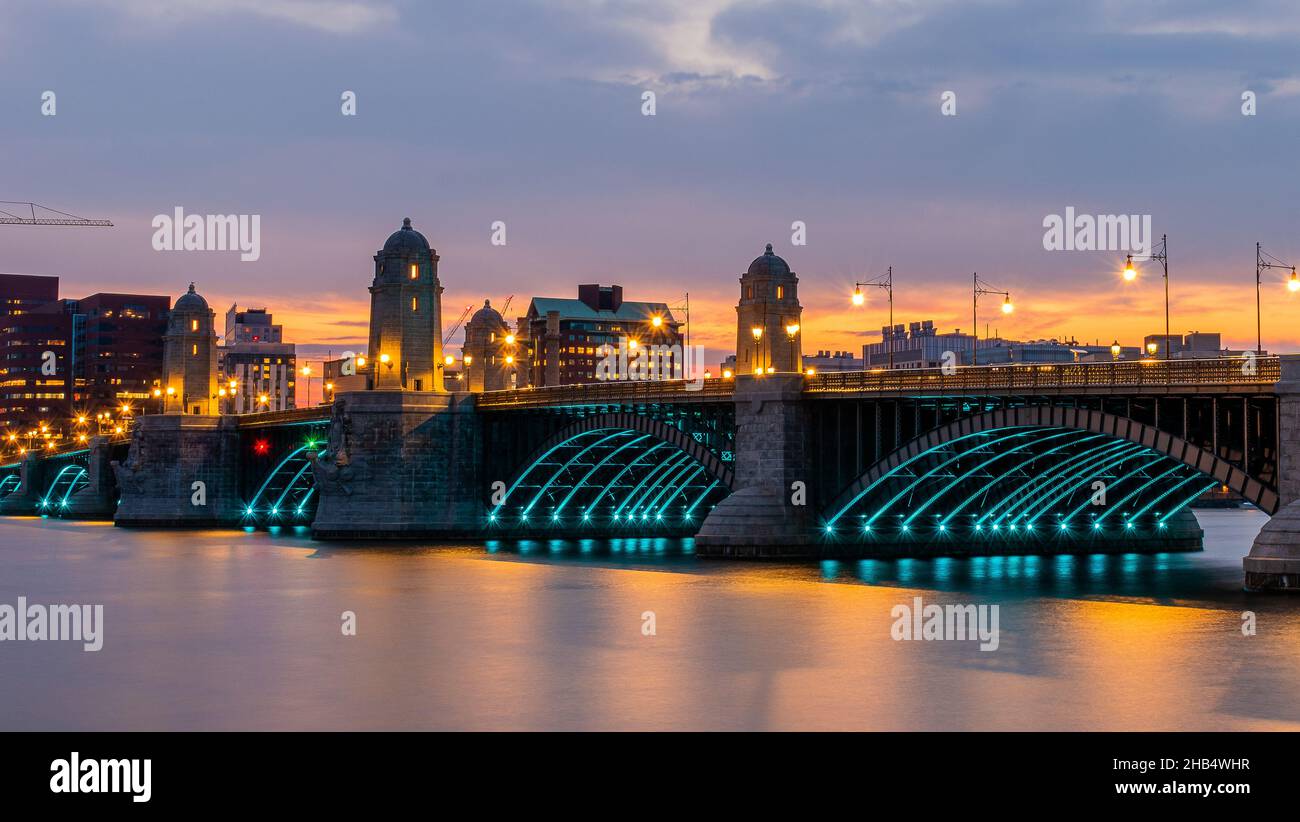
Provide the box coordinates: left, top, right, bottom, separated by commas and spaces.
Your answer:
60, 0, 398, 34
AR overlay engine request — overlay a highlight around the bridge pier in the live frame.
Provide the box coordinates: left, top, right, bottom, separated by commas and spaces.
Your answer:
1246, 354, 1300, 591
112, 414, 243, 527
0, 453, 43, 515
310, 390, 483, 539
63, 436, 117, 519
696, 374, 814, 557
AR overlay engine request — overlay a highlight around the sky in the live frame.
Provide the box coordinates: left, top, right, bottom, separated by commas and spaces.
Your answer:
3, 0, 1300, 363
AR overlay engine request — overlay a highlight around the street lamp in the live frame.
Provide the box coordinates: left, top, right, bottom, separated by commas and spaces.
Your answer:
1256, 243, 1298, 354
1110, 339, 1122, 360
1124, 234, 1170, 359
853, 266, 895, 368
972, 273, 1014, 367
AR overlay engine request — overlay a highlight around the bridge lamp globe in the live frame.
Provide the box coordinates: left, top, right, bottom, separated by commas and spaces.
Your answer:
301, 365, 312, 377
722, 369, 733, 379
751, 326, 763, 341
1290, 269, 1300, 292
258, 394, 269, 406
1001, 296, 1014, 315
505, 333, 516, 344
356, 356, 367, 368
650, 315, 663, 328
218, 388, 228, 397
851, 287, 865, 307
1122, 262, 1138, 282
785, 323, 800, 337
505, 355, 515, 364
444, 355, 455, 366
1111, 340, 1122, 359
463, 355, 473, 366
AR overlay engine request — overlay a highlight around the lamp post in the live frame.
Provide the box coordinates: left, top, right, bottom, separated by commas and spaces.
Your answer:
750, 325, 764, 375
1255, 242, 1298, 354
1110, 339, 1122, 361
852, 266, 894, 369
972, 273, 1014, 367
1123, 234, 1170, 359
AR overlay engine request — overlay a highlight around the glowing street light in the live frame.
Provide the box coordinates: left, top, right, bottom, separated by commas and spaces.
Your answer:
972, 273, 1016, 366
650, 315, 663, 328
751, 326, 763, 341
1124, 234, 1170, 359
852, 267, 894, 368
785, 323, 800, 338
1110, 340, 1122, 360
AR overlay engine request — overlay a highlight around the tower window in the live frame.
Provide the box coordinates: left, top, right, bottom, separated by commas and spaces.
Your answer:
409, 264, 419, 280
190, 319, 198, 331
192, 344, 198, 356
776, 285, 784, 299
411, 297, 418, 312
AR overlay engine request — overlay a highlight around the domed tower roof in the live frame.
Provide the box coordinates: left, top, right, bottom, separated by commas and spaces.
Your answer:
747, 243, 793, 278
470, 299, 504, 326
173, 282, 209, 313
383, 217, 430, 253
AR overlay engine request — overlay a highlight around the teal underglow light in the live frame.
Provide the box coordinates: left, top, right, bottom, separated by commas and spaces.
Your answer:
978, 439, 1140, 527
1017, 443, 1155, 526
825, 425, 1041, 527
684, 480, 721, 518
866, 428, 1050, 527
1128, 473, 1208, 522
1058, 456, 1171, 526
551, 432, 650, 516
522, 430, 631, 517
904, 428, 1080, 527
939, 431, 1104, 527
496, 427, 621, 509
1158, 480, 1221, 524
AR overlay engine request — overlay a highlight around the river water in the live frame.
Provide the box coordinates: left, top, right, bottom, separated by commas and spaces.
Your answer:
1, 509, 1298, 730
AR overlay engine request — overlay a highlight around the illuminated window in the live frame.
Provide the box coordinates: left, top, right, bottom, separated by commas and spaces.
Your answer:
192, 344, 197, 356
190, 319, 198, 332
411, 297, 418, 312
776, 285, 784, 299
409, 264, 419, 279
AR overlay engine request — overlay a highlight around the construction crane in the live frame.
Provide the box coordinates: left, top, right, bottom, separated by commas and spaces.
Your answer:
499, 294, 514, 316
442, 304, 473, 345
0, 201, 113, 227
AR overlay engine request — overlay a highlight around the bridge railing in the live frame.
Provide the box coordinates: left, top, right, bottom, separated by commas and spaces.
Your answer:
804, 356, 1280, 394
477, 377, 736, 409
235, 406, 332, 428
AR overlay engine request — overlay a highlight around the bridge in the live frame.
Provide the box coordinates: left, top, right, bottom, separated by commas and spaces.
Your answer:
4, 223, 1298, 592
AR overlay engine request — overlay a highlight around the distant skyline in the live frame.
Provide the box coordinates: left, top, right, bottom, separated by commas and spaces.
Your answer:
4, 0, 1300, 362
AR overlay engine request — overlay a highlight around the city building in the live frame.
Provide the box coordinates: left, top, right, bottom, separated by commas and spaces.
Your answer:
219, 305, 296, 412
225, 305, 283, 344
863, 319, 1137, 368
802, 350, 862, 374
735, 244, 802, 374
0, 274, 168, 431
72, 293, 169, 414
0, 274, 71, 426
523, 284, 680, 386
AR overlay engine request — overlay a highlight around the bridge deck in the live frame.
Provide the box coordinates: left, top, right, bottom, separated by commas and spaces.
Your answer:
226, 357, 1281, 421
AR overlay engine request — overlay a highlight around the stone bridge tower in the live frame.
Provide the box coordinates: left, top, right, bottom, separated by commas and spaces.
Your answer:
163, 283, 218, 414
735, 243, 803, 375
368, 217, 444, 392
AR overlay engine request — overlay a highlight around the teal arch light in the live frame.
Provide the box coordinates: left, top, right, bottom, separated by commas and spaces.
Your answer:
245, 443, 318, 520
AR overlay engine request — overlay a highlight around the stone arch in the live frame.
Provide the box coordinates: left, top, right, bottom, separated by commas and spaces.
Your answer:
492, 412, 734, 530
823, 405, 1278, 526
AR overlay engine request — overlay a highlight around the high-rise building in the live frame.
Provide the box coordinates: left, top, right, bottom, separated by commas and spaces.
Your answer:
72, 293, 169, 413
225, 305, 283, 344
0, 275, 168, 430
218, 306, 296, 412
523, 284, 680, 386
